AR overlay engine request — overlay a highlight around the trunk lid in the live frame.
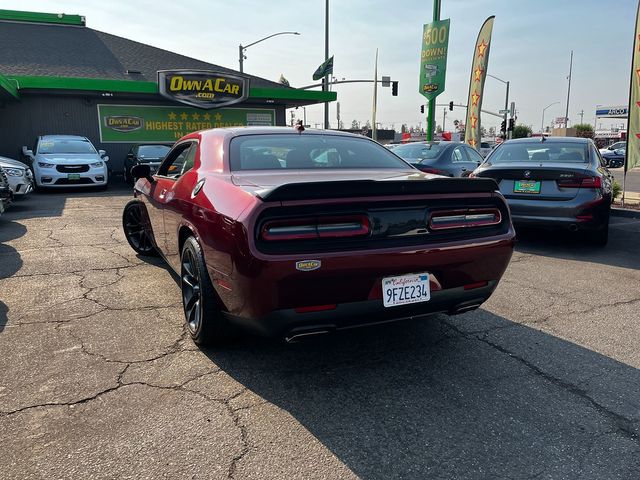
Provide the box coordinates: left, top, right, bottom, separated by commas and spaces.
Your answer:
476, 161, 589, 201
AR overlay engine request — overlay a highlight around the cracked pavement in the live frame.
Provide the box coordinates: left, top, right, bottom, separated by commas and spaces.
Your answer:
1, 186, 639, 479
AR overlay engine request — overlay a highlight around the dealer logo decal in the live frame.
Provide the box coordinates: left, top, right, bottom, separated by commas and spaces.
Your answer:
105, 116, 144, 132
296, 260, 321, 272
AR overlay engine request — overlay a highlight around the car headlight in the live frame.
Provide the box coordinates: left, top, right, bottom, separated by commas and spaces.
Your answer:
89, 161, 104, 168
38, 162, 55, 168
3, 167, 24, 177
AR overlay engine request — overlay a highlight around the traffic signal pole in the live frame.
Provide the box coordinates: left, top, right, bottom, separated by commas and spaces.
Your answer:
426, 0, 441, 143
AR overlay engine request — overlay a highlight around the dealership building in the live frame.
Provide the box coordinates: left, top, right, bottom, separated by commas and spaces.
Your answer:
0, 9, 335, 173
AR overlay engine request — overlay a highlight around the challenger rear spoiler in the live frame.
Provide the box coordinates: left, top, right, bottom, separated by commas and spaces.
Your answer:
256, 178, 499, 202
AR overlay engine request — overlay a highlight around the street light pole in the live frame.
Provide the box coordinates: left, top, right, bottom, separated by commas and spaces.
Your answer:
487, 73, 509, 139
541, 101, 560, 134
426, 0, 441, 143
239, 31, 300, 73
324, 0, 330, 129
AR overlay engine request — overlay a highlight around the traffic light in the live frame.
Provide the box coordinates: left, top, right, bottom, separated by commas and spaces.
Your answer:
508, 118, 515, 131
420, 105, 425, 114
449, 101, 454, 111
391, 81, 398, 96
500, 120, 506, 133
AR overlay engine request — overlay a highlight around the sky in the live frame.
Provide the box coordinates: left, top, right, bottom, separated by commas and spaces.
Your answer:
2, 0, 637, 133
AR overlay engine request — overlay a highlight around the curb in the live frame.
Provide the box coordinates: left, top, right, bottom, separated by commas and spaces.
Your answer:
612, 207, 640, 219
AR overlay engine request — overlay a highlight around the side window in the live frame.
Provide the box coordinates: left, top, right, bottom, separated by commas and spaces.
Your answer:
465, 146, 484, 164
451, 146, 467, 163
591, 145, 606, 168
158, 142, 193, 178
180, 143, 197, 175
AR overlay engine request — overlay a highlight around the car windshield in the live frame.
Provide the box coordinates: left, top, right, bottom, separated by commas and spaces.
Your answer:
229, 134, 411, 170
393, 143, 442, 160
138, 145, 171, 158
38, 138, 96, 154
489, 142, 589, 163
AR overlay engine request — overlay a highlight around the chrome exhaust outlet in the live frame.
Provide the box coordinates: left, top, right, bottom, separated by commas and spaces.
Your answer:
285, 329, 332, 344
450, 303, 483, 315
568, 224, 578, 232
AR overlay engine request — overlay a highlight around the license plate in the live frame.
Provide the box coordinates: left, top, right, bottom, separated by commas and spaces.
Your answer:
514, 180, 541, 194
382, 273, 431, 308
67, 173, 81, 180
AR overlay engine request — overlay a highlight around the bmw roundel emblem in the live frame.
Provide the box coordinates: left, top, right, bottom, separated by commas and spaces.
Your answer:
523, 170, 531, 179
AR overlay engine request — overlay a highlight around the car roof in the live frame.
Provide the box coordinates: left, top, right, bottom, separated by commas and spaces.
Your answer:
39, 135, 89, 141
503, 137, 590, 145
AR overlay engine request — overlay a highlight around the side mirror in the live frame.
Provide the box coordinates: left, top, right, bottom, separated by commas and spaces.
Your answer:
126, 153, 134, 160
22, 147, 34, 157
98, 149, 107, 157
131, 163, 153, 182
103, 156, 110, 162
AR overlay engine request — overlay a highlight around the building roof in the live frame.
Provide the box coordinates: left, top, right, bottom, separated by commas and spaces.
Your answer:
0, 17, 284, 89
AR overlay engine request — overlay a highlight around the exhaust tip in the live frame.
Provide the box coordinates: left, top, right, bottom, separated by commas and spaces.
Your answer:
285, 328, 333, 343
568, 224, 578, 232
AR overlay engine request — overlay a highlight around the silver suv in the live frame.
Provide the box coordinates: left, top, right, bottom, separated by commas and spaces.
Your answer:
23, 135, 109, 188
0, 166, 13, 214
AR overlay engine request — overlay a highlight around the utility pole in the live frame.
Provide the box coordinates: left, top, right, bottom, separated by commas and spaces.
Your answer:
372, 49, 379, 141
442, 107, 447, 132
323, 0, 330, 129
565, 50, 573, 128
426, 0, 441, 143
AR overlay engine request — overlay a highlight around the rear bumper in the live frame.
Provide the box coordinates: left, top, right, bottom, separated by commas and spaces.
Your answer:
225, 282, 496, 339
213, 232, 515, 337
507, 194, 610, 231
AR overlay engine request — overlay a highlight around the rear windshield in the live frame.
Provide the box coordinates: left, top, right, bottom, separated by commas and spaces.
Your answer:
38, 138, 96, 154
138, 145, 171, 159
393, 143, 442, 160
489, 142, 589, 163
229, 134, 411, 170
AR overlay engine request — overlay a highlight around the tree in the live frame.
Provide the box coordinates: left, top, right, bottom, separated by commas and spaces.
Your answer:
574, 123, 594, 139
488, 126, 496, 137
480, 126, 487, 138
364, 120, 371, 129
512, 124, 532, 139
351, 119, 360, 129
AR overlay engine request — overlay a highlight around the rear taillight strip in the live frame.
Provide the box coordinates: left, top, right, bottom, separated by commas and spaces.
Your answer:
556, 176, 602, 189
429, 209, 502, 230
261, 216, 370, 241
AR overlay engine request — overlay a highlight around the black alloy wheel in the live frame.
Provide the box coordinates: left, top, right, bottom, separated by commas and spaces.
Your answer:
181, 236, 235, 345
122, 200, 157, 256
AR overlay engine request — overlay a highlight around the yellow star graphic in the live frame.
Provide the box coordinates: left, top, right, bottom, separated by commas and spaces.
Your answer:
471, 91, 480, 107
180, 112, 188, 121
470, 113, 478, 129
473, 66, 484, 83
192, 112, 201, 121
203, 113, 211, 121
215, 113, 223, 121
477, 40, 488, 58
168, 111, 177, 120
468, 138, 477, 148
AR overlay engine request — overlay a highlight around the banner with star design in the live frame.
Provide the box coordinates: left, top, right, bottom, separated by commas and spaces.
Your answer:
625, 1, 640, 173
464, 16, 495, 150
97, 104, 275, 143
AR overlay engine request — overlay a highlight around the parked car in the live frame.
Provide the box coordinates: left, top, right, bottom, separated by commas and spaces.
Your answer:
0, 166, 13, 214
392, 141, 484, 177
22, 135, 109, 189
124, 144, 172, 184
599, 141, 626, 155
0, 156, 33, 198
601, 148, 625, 168
123, 126, 515, 346
479, 141, 496, 157
471, 137, 612, 245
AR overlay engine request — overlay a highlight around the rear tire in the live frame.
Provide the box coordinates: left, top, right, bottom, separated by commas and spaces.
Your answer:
122, 200, 158, 256
181, 236, 235, 346
587, 208, 610, 246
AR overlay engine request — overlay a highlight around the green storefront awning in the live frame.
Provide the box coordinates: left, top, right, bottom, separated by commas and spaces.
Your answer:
4, 75, 336, 105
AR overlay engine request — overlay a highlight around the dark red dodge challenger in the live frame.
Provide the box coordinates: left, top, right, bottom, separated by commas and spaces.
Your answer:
123, 127, 515, 345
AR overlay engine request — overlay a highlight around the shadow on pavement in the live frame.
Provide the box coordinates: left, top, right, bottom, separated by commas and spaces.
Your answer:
515, 218, 640, 270
203, 312, 640, 478
0, 219, 25, 332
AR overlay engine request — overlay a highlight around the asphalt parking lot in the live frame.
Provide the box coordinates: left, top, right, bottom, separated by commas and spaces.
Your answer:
1, 186, 639, 480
